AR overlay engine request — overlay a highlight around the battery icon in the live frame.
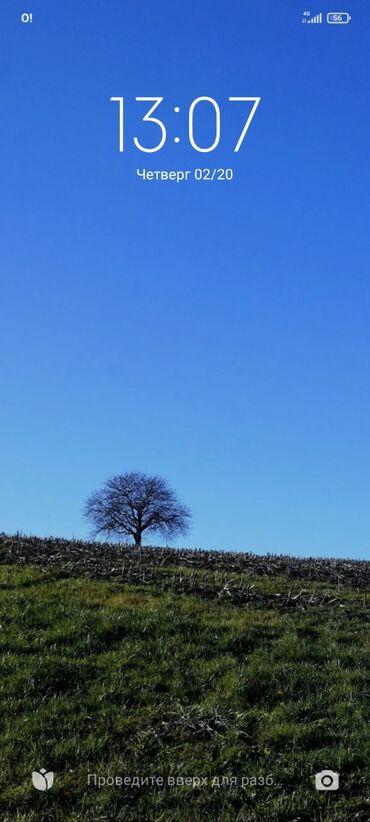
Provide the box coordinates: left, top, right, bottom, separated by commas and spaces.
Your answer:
327, 12, 352, 23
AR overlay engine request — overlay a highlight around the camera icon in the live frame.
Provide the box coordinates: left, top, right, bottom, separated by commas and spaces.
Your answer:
315, 770, 339, 791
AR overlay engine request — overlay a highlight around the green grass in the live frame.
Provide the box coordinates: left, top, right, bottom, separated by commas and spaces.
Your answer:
0, 561, 369, 821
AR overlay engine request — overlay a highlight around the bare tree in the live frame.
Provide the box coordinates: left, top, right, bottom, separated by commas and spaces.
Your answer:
84, 472, 191, 554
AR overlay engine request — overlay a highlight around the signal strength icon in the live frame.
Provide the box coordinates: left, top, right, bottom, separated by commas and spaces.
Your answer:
303, 12, 323, 23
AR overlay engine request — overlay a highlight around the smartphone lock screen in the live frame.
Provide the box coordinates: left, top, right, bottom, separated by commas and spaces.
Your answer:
1, 2, 369, 820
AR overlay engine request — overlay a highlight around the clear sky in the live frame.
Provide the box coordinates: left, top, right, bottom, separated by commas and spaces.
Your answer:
1, 1, 370, 558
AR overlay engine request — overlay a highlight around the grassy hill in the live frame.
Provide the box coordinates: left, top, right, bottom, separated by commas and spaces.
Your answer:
0, 534, 369, 821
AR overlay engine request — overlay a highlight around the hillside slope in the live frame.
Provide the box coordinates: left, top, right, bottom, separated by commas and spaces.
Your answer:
0, 534, 369, 821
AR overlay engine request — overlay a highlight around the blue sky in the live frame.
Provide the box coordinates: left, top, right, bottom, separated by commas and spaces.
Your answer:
1, 1, 370, 557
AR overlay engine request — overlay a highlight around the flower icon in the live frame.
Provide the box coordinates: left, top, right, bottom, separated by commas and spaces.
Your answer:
32, 769, 54, 790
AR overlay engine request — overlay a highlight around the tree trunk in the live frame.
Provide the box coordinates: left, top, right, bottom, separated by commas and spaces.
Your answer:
134, 530, 142, 563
